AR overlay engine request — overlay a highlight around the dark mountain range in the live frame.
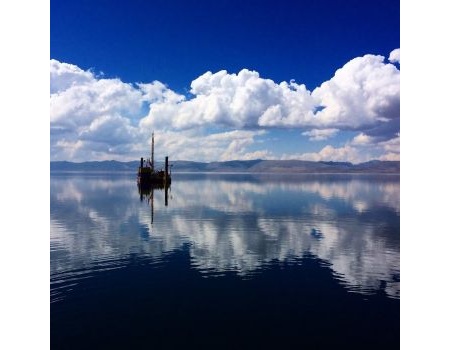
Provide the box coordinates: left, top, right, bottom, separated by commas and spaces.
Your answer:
51, 159, 399, 174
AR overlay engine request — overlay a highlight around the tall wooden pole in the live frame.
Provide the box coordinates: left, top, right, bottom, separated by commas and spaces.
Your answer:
165, 157, 169, 178
151, 132, 154, 170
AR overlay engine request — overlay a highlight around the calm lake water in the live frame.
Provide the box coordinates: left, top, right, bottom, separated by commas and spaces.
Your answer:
50, 172, 400, 349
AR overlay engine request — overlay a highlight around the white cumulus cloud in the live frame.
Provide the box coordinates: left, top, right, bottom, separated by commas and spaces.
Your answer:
295, 145, 366, 163
286, 133, 400, 163
50, 59, 95, 94
302, 128, 339, 141
140, 69, 317, 130
311, 54, 400, 137
389, 48, 400, 63
351, 133, 376, 146
51, 60, 154, 161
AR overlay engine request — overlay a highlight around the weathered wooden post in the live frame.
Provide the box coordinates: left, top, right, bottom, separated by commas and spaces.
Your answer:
151, 132, 154, 170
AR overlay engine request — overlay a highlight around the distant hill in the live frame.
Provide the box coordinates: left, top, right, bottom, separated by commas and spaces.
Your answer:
50, 160, 140, 171
51, 159, 399, 174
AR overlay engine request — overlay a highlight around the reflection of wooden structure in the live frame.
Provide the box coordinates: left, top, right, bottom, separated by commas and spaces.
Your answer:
137, 132, 171, 187
138, 182, 170, 224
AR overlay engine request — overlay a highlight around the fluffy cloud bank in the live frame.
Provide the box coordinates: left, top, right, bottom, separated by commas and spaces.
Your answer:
141, 69, 316, 130
50, 49, 400, 162
141, 51, 399, 135
280, 132, 401, 164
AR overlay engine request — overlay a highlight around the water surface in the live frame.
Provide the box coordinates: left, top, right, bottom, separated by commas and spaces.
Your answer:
51, 173, 400, 349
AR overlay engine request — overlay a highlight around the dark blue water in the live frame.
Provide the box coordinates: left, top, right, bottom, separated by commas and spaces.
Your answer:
50, 173, 400, 349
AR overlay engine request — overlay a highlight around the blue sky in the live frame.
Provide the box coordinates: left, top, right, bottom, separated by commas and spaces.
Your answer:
50, 0, 400, 163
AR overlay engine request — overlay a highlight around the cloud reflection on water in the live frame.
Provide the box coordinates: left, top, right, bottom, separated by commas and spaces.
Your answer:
50, 173, 399, 298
